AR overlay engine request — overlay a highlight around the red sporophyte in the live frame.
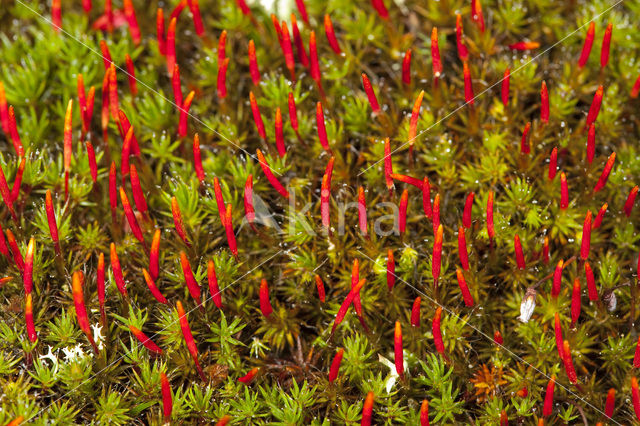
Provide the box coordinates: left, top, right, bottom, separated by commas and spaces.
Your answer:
551, 260, 564, 298
256, 149, 289, 199
248, 91, 266, 139
172, 65, 183, 107
143, 268, 168, 304
432, 194, 441, 233
0, 82, 9, 133
324, 14, 341, 54
309, 31, 324, 96
328, 348, 344, 383
408, 90, 425, 153
190, 134, 205, 183
432, 307, 445, 355
23, 238, 34, 295
548, 147, 558, 180
25, 293, 37, 343
274, 107, 286, 157
462, 192, 474, 228
108, 64, 119, 120
362, 73, 381, 114
592, 202, 607, 229
508, 41, 540, 50
331, 279, 366, 335
244, 174, 256, 229
570, 278, 581, 327
562, 340, 578, 384
120, 187, 146, 247
387, 249, 395, 291
0, 223, 9, 259
52, 0, 62, 31
587, 123, 595, 164
180, 251, 203, 308
580, 210, 592, 260
235, 0, 251, 16
248, 40, 261, 86
129, 165, 148, 217
178, 90, 195, 137
239, 368, 259, 384
420, 399, 429, 426
110, 242, 128, 297
578, 22, 595, 68
160, 373, 172, 423
593, 152, 616, 193
271, 14, 283, 47
586, 85, 604, 127
600, 22, 612, 68
632, 74, 640, 98
493, 330, 503, 345
120, 127, 134, 183
486, 191, 495, 246
85, 141, 97, 183
432, 224, 443, 287
635, 336, 640, 368
149, 229, 161, 280
471, 0, 485, 32
411, 297, 421, 327
394, 321, 404, 380
455, 14, 469, 62
358, 186, 368, 236
45, 190, 61, 256
171, 196, 191, 247
625, 185, 639, 216
554, 312, 564, 359
6, 230, 24, 271
314, 274, 326, 303
213, 177, 227, 226
361, 392, 374, 426
104, 0, 113, 31
101, 69, 110, 139
463, 62, 474, 104
224, 204, 238, 258
584, 261, 599, 301
207, 260, 223, 308
633, 377, 640, 421
316, 102, 331, 153
431, 27, 442, 79
458, 227, 469, 271
188, 0, 205, 36
560, 172, 569, 209
166, 17, 177, 74
72, 271, 99, 354
62, 100, 73, 191
542, 375, 555, 417
390, 173, 423, 189
118, 110, 140, 156
384, 138, 394, 192
501, 68, 510, 107
156, 8, 166, 55
259, 278, 273, 318
402, 49, 412, 86
422, 177, 432, 218
129, 325, 163, 355
291, 15, 308, 68
540, 81, 549, 123
542, 237, 549, 264
371, 0, 389, 19
398, 189, 409, 234
97, 252, 106, 324
176, 301, 207, 381
77, 74, 88, 133
520, 122, 531, 154
288, 92, 299, 136
123, 0, 141, 45
7, 107, 23, 157
604, 388, 615, 418
456, 269, 474, 307
350, 259, 367, 330
280, 22, 295, 80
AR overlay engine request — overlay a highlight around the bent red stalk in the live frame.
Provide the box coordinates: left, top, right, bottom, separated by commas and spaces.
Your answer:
129, 325, 163, 354
432, 225, 443, 288
422, 177, 432, 218
390, 173, 423, 189
502, 68, 510, 106
171, 197, 191, 247
110, 242, 128, 297
180, 251, 202, 307
463, 192, 474, 228
224, 204, 238, 258
433, 307, 445, 355
274, 107, 286, 157
560, 172, 568, 209
176, 301, 207, 381
592, 202, 607, 229
408, 90, 425, 153
361, 392, 374, 426
238, 367, 259, 384
520, 122, 531, 154
431, 27, 442, 79
328, 348, 344, 383
45, 190, 61, 256
593, 152, 616, 193
207, 260, 223, 308
551, 260, 563, 298
314, 274, 326, 303
605, 388, 615, 418
584, 261, 598, 301
358, 186, 367, 236
7, 107, 23, 157
411, 297, 421, 327
455, 14, 469, 62
178, 91, 195, 137
542, 376, 555, 417
72, 271, 99, 354
540, 81, 549, 123
394, 321, 404, 380
143, 268, 168, 304
580, 210, 592, 260
578, 22, 595, 68
548, 147, 558, 180
23, 238, 35, 295
458, 227, 469, 271
399, 189, 409, 234
25, 293, 37, 343
456, 269, 474, 307
291, 15, 308, 68
487, 191, 495, 246
316, 102, 331, 153
587, 123, 595, 164
570, 278, 581, 327
259, 278, 273, 318
600, 23, 612, 68
249, 91, 266, 140
402, 49, 412, 86
160, 373, 172, 423
331, 279, 366, 335
324, 14, 341, 54
625, 185, 639, 217
586, 85, 603, 127
120, 187, 145, 246
166, 17, 177, 74
463, 62, 474, 104
362, 73, 381, 114
256, 149, 289, 199
248, 40, 261, 86
387, 249, 395, 291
